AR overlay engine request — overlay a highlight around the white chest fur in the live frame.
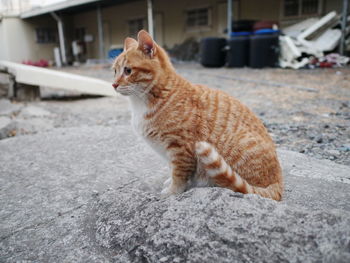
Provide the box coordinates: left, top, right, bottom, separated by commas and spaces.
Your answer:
128, 95, 168, 161
128, 95, 147, 136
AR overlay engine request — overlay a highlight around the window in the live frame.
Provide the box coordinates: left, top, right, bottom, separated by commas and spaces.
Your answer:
284, 0, 299, 16
284, 0, 320, 17
35, 28, 57, 44
301, 0, 319, 15
186, 7, 211, 29
128, 18, 145, 38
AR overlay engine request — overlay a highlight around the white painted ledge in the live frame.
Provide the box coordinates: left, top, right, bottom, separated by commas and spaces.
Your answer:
0, 61, 117, 97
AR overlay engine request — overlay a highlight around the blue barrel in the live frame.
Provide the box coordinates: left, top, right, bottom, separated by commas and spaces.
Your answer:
108, 48, 123, 59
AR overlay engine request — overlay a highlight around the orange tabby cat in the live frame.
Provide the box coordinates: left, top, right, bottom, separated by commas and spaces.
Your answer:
112, 30, 283, 201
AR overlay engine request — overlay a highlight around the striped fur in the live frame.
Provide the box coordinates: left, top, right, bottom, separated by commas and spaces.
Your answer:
112, 30, 284, 201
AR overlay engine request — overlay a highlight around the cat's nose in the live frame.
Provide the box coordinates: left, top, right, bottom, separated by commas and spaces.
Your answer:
112, 83, 119, 89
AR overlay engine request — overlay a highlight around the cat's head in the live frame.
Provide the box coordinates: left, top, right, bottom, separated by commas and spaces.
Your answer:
112, 30, 172, 97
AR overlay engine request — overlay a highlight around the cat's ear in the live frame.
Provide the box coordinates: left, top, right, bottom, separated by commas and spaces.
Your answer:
124, 37, 138, 51
137, 30, 156, 58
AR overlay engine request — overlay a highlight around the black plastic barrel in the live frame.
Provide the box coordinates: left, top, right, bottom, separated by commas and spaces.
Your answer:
200, 37, 227, 67
249, 34, 279, 68
227, 36, 249, 67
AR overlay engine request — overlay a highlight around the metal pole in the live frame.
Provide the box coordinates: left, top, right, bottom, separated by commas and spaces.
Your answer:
97, 5, 105, 59
340, 0, 349, 55
227, 0, 232, 38
147, 0, 154, 39
51, 12, 67, 65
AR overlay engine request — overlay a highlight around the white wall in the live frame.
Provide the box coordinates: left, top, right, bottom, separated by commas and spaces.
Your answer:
0, 16, 57, 62
0, 16, 12, 61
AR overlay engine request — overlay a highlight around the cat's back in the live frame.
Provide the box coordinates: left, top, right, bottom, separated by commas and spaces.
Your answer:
194, 84, 269, 139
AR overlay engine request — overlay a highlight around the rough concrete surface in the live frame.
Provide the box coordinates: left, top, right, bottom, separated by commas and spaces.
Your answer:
1, 125, 350, 262
95, 188, 350, 263
0, 116, 13, 139
0, 100, 55, 139
0, 64, 349, 262
0, 99, 21, 116
0, 96, 129, 139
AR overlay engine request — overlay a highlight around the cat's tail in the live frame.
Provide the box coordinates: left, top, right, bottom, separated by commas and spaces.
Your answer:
195, 141, 283, 201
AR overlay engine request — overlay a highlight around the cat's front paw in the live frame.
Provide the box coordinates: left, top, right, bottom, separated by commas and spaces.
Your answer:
163, 177, 172, 188
161, 183, 186, 197
160, 186, 172, 197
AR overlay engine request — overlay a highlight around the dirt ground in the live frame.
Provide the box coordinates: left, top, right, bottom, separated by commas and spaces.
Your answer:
56, 63, 350, 166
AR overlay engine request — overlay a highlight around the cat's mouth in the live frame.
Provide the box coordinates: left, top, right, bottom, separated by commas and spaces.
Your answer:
114, 85, 132, 96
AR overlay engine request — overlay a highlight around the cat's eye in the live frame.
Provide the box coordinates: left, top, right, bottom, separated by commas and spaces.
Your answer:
114, 69, 116, 76
124, 67, 132, 76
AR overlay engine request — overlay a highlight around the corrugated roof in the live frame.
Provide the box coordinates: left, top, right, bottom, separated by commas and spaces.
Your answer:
20, 0, 102, 19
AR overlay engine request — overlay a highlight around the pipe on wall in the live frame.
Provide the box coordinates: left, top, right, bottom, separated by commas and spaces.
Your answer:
340, 0, 349, 55
147, 0, 154, 39
51, 12, 67, 65
227, 0, 233, 38
97, 5, 105, 59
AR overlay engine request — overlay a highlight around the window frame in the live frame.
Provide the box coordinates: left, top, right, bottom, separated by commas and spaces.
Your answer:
127, 17, 146, 38
282, 0, 323, 19
185, 6, 212, 32
35, 27, 57, 44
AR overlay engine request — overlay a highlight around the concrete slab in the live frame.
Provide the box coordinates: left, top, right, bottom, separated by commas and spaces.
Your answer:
0, 125, 349, 262
0, 61, 116, 97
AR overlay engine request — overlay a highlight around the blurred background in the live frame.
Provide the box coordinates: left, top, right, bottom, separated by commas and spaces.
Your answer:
0, 0, 349, 68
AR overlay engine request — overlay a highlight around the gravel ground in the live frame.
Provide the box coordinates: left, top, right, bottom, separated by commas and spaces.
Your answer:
56, 63, 350, 166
